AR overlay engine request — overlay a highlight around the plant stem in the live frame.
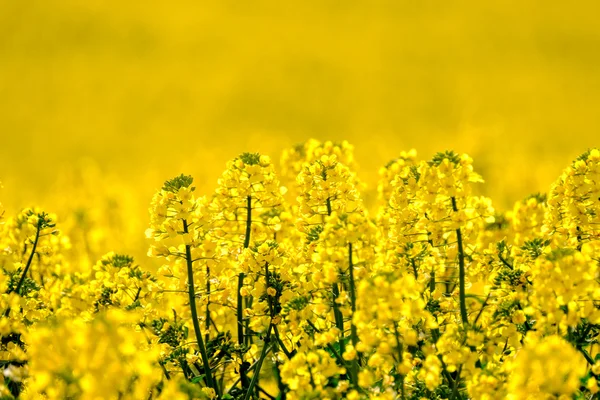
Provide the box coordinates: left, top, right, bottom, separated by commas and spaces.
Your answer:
13, 221, 41, 296
206, 264, 211, 344
244, 195, 252, 249
451, 197, 469, 326
243, 266, 274, 400
273, 325, 294, 359
242, 261, 278, 400
183, 219, 218, 396
237, 274, 245, 345
331, 282, 345, 355
410, 259, 418, 279
427, 235, 436, 293
324, 195, 346, 362
450, 365, 463, 400
239, 195, 253, 391
347, 243, 359, 383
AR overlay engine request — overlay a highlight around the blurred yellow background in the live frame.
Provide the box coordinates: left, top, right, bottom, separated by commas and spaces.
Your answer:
1, 0, 599, 260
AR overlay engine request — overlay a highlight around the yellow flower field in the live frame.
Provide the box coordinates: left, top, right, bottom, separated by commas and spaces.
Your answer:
1, 1, 600, 399
1, 140, 600, 399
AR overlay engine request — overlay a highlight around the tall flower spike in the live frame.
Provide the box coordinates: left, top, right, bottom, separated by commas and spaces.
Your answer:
210, 152, 287, 393
147, 174, 218, 395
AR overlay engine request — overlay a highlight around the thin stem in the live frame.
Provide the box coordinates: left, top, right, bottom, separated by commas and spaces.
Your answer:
324, 181, 348, 381
273, 325, 294, 359
451, 197, 469, 326
265, 263, 295, 359
410, 258, 418, 279
472, 293, 491, 327
242, 261, 277, 400
579, 346, 595, 366
239, 195, 252, 391
428, 236, 436, 293
497, 253, 514, 270
183, 219, 218, 395
429, 272, 436, 292
450, 364, 464, 400
226, 349, 273, 395
206, 263, 211, 344
242, 326, 273, 400
331, 282, 345, 355
13, 221, 41, 296
133, 287, 142, 303
244, 195, 252, 249
347, 243, 359, 384
237, 274, 245, 346
237, 275, 249, 392
265, 262, 273, 318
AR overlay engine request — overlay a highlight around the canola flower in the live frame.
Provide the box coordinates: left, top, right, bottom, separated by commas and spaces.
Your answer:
0, 142, 599, 399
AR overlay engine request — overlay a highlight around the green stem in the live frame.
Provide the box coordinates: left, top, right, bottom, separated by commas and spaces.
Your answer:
429, 271, 436, 293
427, 235, 435, 293
450, 365, 463, 400
331, 282, 345, 356
410, 258, 418, 279
347, 243, 359, 383
273, 325, 294, 359
325, 189, 347, 377
244, 195, 252, 249
226, 349, 273, 395
472, 294, 490, 327
239, 195, 253, 390
13, 221, 41, 296
579, 346, 595, 366
451, 197, 469, 326
241, 261, 277, 400
183, 219, 218, 396
237, 274, 245, 345
206, 264, 211, 344
497, 253, 514, 270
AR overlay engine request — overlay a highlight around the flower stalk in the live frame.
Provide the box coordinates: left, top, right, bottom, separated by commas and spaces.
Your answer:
183, 219, 218, 395
451, 196, 469, 326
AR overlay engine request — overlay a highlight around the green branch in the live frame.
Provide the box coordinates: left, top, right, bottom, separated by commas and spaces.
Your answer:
183, 219, 218, 396
13, 220, 42, 296
451, 197, 469, 326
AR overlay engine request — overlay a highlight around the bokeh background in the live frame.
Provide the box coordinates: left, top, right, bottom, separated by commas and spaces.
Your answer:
1, 0, 599, 261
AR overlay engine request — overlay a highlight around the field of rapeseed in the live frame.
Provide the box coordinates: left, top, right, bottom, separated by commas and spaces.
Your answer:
2, 1, 600, 399
1, 139, 600, 399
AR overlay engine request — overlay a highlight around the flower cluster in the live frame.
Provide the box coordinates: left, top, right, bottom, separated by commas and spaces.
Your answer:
1, 142, 600, 400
